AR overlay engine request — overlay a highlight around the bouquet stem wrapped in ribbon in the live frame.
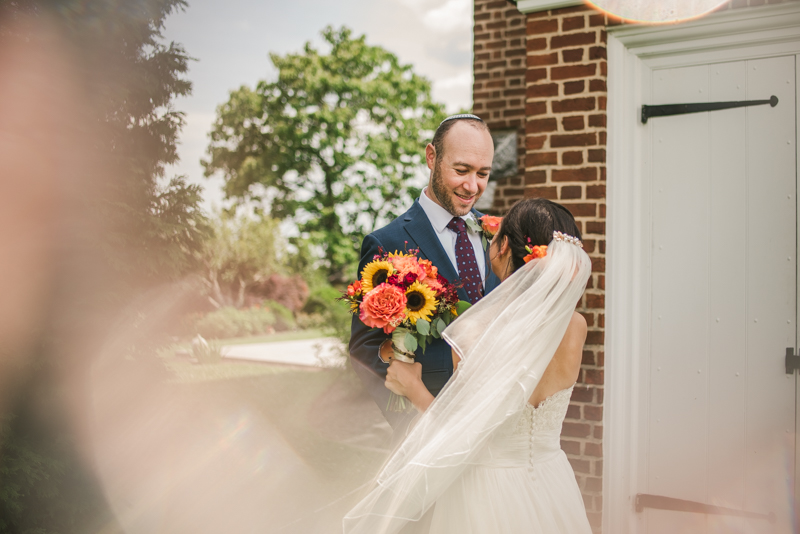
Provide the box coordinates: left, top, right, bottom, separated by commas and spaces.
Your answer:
341, 249, 473, 412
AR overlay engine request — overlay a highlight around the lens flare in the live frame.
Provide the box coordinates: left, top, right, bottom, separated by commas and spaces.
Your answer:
586, 0, 729, 24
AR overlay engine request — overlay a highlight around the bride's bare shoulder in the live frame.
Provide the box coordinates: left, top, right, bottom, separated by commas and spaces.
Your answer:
558, 312, 587, 365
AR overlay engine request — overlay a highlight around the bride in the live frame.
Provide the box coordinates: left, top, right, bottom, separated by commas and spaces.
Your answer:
343, 198, 593, 534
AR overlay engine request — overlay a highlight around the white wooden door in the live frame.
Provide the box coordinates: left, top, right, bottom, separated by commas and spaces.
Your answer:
643, 55, 796, 533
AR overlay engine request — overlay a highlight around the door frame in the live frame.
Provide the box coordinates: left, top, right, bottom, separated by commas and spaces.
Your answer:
605, 4, 800, 533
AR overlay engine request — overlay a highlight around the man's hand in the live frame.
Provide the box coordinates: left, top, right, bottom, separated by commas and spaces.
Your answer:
385, 360, 434, 412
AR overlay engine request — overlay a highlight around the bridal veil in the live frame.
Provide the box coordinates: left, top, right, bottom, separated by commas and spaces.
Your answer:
343, 232, 591, 534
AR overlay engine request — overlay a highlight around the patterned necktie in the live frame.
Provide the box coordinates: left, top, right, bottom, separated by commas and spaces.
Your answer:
446, 217, 483, 304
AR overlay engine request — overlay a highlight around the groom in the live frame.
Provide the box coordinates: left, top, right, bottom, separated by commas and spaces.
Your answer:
349, 114, 501, 431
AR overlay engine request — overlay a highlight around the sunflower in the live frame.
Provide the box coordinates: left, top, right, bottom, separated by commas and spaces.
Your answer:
404, 281, 437, 324
360, 260, 394, 293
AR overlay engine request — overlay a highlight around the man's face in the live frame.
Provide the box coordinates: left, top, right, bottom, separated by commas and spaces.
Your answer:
425, 121, 494, 217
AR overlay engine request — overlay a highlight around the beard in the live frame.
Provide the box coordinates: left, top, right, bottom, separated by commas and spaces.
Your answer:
430, 160, 477, 217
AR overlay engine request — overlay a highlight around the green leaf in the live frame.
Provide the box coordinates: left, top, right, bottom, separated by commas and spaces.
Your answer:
419, 335, 428, 353
436, 318, 447, 336
404, 332, 418, 352
455, 300, 472, 316
430, 319, 440, 338
416, 319, 430, 336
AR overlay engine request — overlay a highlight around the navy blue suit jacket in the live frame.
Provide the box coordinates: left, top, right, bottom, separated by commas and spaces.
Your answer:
349, 200, 501, 428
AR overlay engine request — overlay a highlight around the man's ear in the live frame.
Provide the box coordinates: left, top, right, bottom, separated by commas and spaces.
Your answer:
425, 143, 436, 170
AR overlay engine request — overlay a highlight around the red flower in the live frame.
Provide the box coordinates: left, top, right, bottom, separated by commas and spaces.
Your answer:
359, 283, 407, 334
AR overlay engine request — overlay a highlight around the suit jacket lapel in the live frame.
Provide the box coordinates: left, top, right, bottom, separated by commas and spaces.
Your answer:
402, 201, 460, 286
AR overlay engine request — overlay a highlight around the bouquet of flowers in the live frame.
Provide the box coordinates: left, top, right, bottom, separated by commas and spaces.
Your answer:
342, 249, 472, 411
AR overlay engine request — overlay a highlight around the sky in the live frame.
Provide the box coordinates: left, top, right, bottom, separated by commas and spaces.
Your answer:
162, 0, 474, 212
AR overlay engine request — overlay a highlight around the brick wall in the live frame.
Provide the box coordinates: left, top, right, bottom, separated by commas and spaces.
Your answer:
472, 0, 526, 208
473, 2, 608, 531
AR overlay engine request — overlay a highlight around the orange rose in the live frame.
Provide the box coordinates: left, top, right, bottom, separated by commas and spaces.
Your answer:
418, 259, 438, 281
389, 254, 425, 280
359, 283, 407, 334
479, 215, 502, 236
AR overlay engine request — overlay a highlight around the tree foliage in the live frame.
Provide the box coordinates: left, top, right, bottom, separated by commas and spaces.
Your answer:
2, 0, 210, 286
200, 212, 284, 309
204, 26, 446, 280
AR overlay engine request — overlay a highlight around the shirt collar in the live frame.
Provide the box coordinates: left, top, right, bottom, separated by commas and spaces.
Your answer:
419, 187, 477, 233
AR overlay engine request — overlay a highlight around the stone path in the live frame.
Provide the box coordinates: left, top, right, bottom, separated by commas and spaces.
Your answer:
221, 337, 346, 368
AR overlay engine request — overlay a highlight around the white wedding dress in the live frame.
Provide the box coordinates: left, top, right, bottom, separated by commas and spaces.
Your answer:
344, 232, 593, 534
423, 385, 592, 533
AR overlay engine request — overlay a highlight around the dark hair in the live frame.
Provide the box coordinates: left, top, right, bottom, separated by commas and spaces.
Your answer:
494, 198, 582, 273
431, 117, 490, 160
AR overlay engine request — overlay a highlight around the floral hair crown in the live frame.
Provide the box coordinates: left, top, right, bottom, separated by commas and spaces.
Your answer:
523, 231, 583, 263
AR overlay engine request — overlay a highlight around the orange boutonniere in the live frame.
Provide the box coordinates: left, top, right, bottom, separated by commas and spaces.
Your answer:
523, 238, 547, 263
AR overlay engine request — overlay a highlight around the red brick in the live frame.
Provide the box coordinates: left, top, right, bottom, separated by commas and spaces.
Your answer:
528, 118, 558, 133
585, 442, 603, 458
525, 101, 547, 117
529, 83, 559, 98
562, 15, 586, 32
584, 405, 603, 421
586, 221, 604, 234
525, 185, 558, 199
566, 404, 581, 419
505, 48, 527, 58
552, 97, 595, 113
589, 79, 606, 92
586, 293, 604, 308
551, 63, 596, 81
562, 152, 583, 166
486, 20, 507, 30
526, 37, 547, 52
527, 52, 559, 67
525, 135, 546, 150
552, 167, 597, 181
551, 133, 596, 147
564, 80, 585, 95
585, 477, 602, 492
527, 19, 559, 34
584, 368, 604, 385
589, 13, 606, 26
598, 95, 607, 110
564, 202, 597, 217
525, 68, 547, 83
551, 31, 598, 49
562, 48, 584, 62
524, 170, 546, 184
587, 184, 606, 198
591, 256, 605, 273
570, 459, 592, 474
587, 149, 605, 163
526, 152, 557, 166
503, 109, 524, 118
562, 115, 585, 131
597, 387, 604, 404
581, 349, 596, 365
563, 422, 591, 438
588, 113, 606, 127
589, 46, 607, 60
572, 385, 593, 403
582, 239, 596, 253
561, 439, 581, 455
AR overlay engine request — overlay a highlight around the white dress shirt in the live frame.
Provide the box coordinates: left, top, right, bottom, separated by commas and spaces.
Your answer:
418, 187, 486, 285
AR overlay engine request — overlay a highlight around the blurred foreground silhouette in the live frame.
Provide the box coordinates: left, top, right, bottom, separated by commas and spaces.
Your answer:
0, 2, 388, 532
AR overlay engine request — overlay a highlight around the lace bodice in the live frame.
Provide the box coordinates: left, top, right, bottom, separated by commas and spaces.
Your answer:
472, 385, 574, 468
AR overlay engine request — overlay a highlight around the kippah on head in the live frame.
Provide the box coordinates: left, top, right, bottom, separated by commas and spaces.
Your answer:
439, 113, 484, 127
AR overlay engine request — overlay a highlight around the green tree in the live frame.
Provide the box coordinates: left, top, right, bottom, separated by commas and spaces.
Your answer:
203, 26, 446, 281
